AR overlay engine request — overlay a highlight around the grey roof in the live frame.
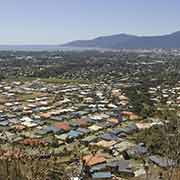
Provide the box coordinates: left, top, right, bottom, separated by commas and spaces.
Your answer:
107, 159, 130, 169
0, 121, 9, 126
44, 126, 62, 134
90, 163, 107, 172
76, 127, 90, 134
149, 155, 175, 168
126, 143, 148, 157
107, 159, 134, 176
109, 128, 124, 135
100, 133, 119, 141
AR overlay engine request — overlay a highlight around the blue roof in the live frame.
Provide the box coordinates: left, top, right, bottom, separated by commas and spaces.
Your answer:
67, 130, 82, 138
92, 172, 112, 179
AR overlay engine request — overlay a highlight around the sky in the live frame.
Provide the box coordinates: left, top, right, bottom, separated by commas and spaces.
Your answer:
0, 0, 180, 44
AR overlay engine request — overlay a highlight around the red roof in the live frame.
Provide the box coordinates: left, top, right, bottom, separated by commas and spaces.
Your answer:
55, 122, 71, 131
21, 138, 47, 146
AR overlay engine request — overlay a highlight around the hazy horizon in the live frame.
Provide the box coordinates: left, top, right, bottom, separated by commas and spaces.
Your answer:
0, 30, 180, 46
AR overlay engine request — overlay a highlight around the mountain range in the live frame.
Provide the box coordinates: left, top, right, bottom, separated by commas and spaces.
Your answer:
61, 31, 180, 49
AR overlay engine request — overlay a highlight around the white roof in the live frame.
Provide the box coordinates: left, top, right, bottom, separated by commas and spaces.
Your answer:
21, 117, 33, 122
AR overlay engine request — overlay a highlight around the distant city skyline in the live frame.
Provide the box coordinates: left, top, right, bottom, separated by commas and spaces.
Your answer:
0, 0, 180, 44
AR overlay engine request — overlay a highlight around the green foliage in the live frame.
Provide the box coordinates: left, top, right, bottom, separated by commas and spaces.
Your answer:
126, 86, 155, 118
135, 125, 165, 155
136, 108, 180, 163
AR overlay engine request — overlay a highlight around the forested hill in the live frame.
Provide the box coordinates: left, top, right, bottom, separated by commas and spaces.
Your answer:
61, 31, 180, 49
